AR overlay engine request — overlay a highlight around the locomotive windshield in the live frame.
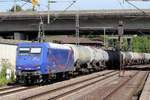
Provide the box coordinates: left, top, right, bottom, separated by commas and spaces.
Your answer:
30, 48, 41, 56
19, 48, 30, 56
19, 47, 41, 56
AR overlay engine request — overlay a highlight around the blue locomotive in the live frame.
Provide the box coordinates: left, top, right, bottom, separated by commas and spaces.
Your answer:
16, 43, 74, 84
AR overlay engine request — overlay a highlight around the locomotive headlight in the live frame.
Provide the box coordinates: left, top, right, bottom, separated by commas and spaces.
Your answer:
36, 66, 40, 69
17, 67, 22, 69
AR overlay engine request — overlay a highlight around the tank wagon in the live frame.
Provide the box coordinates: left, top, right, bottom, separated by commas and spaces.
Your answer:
122, 52, 150, 65
16, 42, 150, 84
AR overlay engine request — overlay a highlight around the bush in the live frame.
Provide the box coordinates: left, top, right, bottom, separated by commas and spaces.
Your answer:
132, 35, 150, 53
0, 62, 16, 86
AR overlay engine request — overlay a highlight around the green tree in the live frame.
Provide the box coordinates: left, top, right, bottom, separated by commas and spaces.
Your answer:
9, 5, 23, 12
132, 35, 150, 53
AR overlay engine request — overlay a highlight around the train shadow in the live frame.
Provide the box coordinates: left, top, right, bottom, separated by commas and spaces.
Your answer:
109, 65, 150, 71
125, 67, 150, 71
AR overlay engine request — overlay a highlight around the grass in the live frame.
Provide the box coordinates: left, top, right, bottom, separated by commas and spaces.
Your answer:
133, 74, 148, 100
133, 84, 144, 97
0, 62, 16, 86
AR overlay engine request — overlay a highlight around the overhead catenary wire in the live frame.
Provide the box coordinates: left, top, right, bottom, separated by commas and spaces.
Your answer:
0, 0, 27, 2
64, 0, 76, 11
48, 0, 78, 23
123, 0, 150, 28
0, 0, 77, 12
116, 0, 124, 9
125, 0, 146, 15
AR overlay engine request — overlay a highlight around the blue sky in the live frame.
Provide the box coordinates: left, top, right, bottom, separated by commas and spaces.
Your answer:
0, 0, 150, 12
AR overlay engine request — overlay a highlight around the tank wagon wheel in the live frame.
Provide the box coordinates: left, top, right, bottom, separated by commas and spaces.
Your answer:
74, 60, 82, 75
91, 60, 98, 71
75, 60, 81, 69
101, 61, 106, 70
100, 61, 107, 70
100, 61, 105, 70
96, 62, 102, 71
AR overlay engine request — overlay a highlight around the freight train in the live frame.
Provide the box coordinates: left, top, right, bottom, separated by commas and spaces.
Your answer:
16, 42, 150, 84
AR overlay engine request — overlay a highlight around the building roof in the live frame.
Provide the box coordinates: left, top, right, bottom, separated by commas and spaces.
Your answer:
45, 35, 103, 44
0, 36, 103, 45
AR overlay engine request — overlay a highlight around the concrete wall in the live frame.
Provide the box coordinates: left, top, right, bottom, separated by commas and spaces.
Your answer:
1, 10, 150, 35
14, 32, 25, 40
0, 44, 17, 71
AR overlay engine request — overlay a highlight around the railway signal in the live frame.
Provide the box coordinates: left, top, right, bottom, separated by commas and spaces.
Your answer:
118, 20, 125, 77
118, 21, 124, 36
32, 0, 38, 6
21, 0, 39, 6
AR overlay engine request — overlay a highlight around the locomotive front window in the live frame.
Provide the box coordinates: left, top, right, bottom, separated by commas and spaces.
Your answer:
19, 48, 30, 56
30, 48, 41, 56
19, 47, 41, 56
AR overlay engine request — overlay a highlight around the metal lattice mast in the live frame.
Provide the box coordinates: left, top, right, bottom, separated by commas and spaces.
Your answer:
76, 13, 79, 45
14, 0, 16, 12
38, 16, 45, 43
118, 20, 124, 77
48, 0, 50, 24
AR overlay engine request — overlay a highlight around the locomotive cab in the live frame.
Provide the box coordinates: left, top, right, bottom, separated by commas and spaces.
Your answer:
16, 47, 42, 70
16, 43, 46, 83
16, 43, 74, 84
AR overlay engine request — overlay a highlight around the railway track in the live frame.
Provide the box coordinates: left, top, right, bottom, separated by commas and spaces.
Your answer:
0, 85, 38, 97
0, 84, 25, 92
0, 70, 117, 100
0, 65, 148, 100
21, 70, 119, 100
99, 70, 149, 100
0, 65, 149, 100
58, 70, 148, 100
102, 71, 140, 100
0, 85, 20, 92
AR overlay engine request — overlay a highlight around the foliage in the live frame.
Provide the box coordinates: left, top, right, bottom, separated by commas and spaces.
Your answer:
112, 38, 129, 51
9, 5, 23, 12
132, 35, 150, 53
9, 5, 37, 12
81, 34, 150, 53
133, 83, 144, 97
81, 35, 104, 41
0, 62, 16, 86
10, 70, 16, 83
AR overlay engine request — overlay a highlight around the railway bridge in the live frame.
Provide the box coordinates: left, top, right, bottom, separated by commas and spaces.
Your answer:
0, 9, 150, 40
